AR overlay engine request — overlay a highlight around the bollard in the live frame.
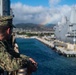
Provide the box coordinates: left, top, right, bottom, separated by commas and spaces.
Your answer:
67, 54, 69, 57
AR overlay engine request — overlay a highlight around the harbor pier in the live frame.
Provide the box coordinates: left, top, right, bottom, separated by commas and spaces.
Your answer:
34, 37, 76, 57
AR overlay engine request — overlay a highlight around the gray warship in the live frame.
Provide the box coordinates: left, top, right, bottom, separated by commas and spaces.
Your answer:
54, 6, 76, 44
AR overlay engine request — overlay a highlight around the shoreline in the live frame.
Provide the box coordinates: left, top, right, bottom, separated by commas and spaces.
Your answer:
16, 35, 76, 57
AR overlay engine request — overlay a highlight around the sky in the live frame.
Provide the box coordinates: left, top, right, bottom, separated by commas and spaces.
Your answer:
11, 0, 76, 25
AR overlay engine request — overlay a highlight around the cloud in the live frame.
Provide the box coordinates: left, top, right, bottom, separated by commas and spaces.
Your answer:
11, 2, 72, 25
46, 5, 71, 24
11, 2, 52, 24
49, 0, 61, 7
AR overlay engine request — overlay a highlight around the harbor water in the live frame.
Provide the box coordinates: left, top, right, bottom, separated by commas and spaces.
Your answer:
16, 38, 76, 75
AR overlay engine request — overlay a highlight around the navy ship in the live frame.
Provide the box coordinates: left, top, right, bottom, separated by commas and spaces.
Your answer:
54, 6, 76, 44
0, 0, 13, 16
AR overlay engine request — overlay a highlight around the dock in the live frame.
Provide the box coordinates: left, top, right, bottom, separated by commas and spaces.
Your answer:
35, 37, 76, 57
35, 37, 54, 48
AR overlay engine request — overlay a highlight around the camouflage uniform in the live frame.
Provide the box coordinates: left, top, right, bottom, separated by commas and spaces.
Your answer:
0, 40, 30, 71
0, 16, 15, 27
0, 16, 30, 72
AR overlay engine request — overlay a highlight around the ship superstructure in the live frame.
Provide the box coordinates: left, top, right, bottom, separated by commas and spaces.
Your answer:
0, 0, 11, 16
54, 6, 76, 44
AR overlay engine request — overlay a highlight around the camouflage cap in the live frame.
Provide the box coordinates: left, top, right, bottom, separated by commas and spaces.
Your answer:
0, 16, 15, 28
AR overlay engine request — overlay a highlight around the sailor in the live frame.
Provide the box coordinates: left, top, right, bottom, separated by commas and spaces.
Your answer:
0, 16, 37, 75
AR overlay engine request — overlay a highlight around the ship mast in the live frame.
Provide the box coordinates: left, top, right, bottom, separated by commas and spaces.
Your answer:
0, 0, 11, 16
70, 6, 76, 24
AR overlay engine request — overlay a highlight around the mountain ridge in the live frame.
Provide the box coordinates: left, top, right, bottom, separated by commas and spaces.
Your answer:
15, 23, 55, 31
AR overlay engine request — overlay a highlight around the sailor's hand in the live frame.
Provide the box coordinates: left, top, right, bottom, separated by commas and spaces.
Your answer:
29, 58, 37, 66
27, 58, 38, 72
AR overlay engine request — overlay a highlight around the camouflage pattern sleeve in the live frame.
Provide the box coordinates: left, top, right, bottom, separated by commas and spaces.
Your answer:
0, 43, 29, 71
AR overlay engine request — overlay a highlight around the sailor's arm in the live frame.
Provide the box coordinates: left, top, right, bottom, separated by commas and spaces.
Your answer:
0, 46, 30, 71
